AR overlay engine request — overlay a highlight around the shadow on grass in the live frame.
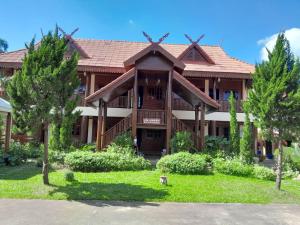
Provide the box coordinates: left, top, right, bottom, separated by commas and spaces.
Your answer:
49, 180, 168, 207
0, 162, 42, 180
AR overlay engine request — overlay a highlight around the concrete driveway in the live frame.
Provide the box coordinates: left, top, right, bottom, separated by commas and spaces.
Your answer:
0, 199, 299, 225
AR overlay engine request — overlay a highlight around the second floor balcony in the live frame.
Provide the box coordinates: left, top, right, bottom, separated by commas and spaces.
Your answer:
77, 95, 244, 113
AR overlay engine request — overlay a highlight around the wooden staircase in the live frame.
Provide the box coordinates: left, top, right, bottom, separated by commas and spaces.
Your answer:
102, 114, 132, 148
172, 115, 198, 143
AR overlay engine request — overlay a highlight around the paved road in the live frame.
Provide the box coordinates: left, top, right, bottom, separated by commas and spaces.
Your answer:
0, 199, 299, 225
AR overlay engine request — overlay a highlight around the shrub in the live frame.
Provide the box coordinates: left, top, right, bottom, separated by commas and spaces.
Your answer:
25, 142, 44, 159
204, 136, 230, 158
213, 158, 253, 177
49, 148, 67, 164
65, 151, 151, 172
113, 132, 133, 148
253, 165, 276, 181
275, 146, 300, 172
64, 170, 75, 182
156, 152, 209, 175
170, 131, 194, 153
105, 143, 135, 156
80, 143, 96, 152
3, 141, 28, 166
36, 157, 43, 167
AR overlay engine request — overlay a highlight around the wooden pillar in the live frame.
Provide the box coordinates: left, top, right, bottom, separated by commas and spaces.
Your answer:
211, 78, 217, 136
96, 100, 103, 150
90, 73, 95, 94
242, 79, 248, 100
205, 79, 209, 95
195, 105, 199, 150
166, 70, 173, 154
100, 102, 107, 149
131, 70, 138, 138
80, 72, 90, 143
127, 90, 131, 108
200, 102, 205, 150
4, 112, 11, 153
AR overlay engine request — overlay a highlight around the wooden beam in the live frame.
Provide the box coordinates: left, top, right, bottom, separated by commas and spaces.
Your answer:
195, 105, 199, 150
211, 120, 217, 136
101, 102, 107, 149
80, 73, 90, 143
200, 102, 205, 150
131, 70, 138, 138
4, 112, 11, 153
166, 70, 173, 154
96, 100, 103, 150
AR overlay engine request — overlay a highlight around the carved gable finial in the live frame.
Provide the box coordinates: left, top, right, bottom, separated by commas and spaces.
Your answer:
58, 27, 79, 39
142, 32, 170, 44
184, 34, 205, 44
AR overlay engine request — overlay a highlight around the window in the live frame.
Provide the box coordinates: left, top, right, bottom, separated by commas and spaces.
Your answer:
146, 130, 161, 139
223, 90, 239, 100
209, 88, 219, 100
148, 86, 163, 100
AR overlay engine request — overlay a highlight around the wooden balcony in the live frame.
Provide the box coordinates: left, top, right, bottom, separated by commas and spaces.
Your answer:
108, 96, 129, 108
217, 100, 243, 113
173, 98, 194, 110
137, 109, 166, 127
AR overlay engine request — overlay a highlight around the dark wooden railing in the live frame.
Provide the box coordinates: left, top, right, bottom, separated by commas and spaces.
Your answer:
172, 115, 197, 143
173, 98, 194, 111
108, 96, 129, 108
102, 114, 132, 148
137, 109, 166, 126
217, 100, 243, 113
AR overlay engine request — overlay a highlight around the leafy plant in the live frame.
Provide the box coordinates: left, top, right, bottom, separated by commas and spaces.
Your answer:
64, 170, 75, 182
65, 151, 151, 172
170, 131, 194, 154
253, 165, 276, 181
157, 152, 209, 174
229, 92, 240, 155
113, 132, 133, 148
204, 136, 230, 157
213, 158, 253, 177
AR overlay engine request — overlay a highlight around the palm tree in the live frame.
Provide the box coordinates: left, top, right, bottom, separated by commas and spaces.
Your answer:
0, 38, 8, 53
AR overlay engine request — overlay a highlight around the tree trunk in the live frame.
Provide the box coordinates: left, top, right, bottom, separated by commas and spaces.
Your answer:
275, 139, 283, 190
42, 123, 49, 185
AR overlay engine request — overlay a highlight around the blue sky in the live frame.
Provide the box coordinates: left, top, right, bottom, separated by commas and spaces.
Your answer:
1, 0, 300, 64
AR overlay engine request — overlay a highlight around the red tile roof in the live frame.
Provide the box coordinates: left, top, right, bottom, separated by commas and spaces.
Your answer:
0, 39, 254, 76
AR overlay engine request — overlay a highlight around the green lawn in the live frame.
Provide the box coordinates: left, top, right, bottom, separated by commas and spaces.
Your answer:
0, 163, 300, 203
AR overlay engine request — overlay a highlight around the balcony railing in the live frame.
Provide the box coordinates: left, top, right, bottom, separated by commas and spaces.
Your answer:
137, 109, 166, 126
217, 100, 243, 113
108, 96, 129, 108
173, 98, 194, 111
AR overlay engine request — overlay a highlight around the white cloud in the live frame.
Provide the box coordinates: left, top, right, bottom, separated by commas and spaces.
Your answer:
258, 28, 300, 61
128, 19, 135, 25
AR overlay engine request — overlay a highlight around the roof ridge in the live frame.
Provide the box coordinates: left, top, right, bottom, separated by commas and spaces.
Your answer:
2, 48, 27, 55
73, 38, 220, 47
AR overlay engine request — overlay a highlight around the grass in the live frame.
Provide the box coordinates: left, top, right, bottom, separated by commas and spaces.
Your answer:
0, 163, 300, 203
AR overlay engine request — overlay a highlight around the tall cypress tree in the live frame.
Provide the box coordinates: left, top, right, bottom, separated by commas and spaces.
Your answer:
248, 33, 300, 190
240, 103, 253, 164
229, 92, 239, 155
7, 27, 79, 184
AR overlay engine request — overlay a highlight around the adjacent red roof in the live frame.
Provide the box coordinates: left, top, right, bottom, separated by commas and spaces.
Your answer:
0, 39, 254, 76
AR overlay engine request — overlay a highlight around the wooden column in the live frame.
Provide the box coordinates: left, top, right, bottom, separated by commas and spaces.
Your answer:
127, 90, 131, 108
200, 102, 205, 150
131, 70, 138, 138
242, 79, 248, 100
96, 100, 103, 150
100, 102, 107, 149
166, 70, 173, 154
212, 78, 217, 136
80, 72, 90, 143
205, 79, 209, 95
195, 105, 200, 150
4, 112, 11, 153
